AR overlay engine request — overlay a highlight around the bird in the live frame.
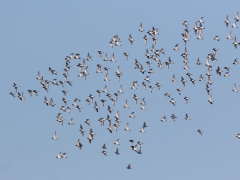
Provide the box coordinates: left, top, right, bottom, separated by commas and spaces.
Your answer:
124, 100, 130, 108
227, 31, 233, 40
98, 51, 104, 58
9, 92, 15, 97
52, 131, 57, 140
94, 101, 100, 112
171, 114, 177, 121
235, 11, 239, 21
161, 116, 167, 122
236, 133, 240, 139
170, 98, 176, 106
85, 119, 91, 126
127, 164, 132, 169
140, 126, 146, 133
124, 52, 130, 60
129, 112, 135, 118
76, 139, 83, 150
232, 21, 238, 28
232, 83, 238, 92
114, 139, 120, 145
107, 121, 113, 133
102, 150, 107, 156
139, 23, 144, 32
79, 124, 85, 137
208, 94, 214, 104
184, 97, 190, 104
214, 36, 220, 41
128, 34, 134, 45
103, 53, 109, 61
197, 129, 203, 135
233, 58, 238, 65
172, 74, 177, 82
124, 122, 131, 131
68, 118, 74, 125
102, 144, 107, 149
115, 148, 120, 155
173, 44, 179, 51
224, 15, 231, 27
185, 113, 191, 120
176, 88, 182, 95
56, 152, 62, 159
233, 37, 240, 49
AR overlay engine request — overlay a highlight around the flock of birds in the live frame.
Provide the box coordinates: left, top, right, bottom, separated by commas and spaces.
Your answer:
9, 12, 240, 169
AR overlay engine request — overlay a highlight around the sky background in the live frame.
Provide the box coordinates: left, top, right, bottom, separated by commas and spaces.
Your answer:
1, 1, 240, 180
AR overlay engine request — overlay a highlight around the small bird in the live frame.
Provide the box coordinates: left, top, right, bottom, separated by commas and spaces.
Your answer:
131, 145, 138, 152
227, 31, 233, 40
173, 44, 179, 51
129, 112, 135, 118
28, 90, 32, 96
61, 153, 67, 159
68, 118, 74, 125
103, 53, 109, 61
49, 98, 56, 107
140, 126, 146, 133
214, 36, 220, 41
235, 11, 239, 22
236, 133, 240, 139
139, 23, 144, 32
124, 100, 130, 108
94, 101, 100, 112
115, 148, 120, 155
85, 119, 91, 126
185, 113, 191, 120
232, 83, 238, 92
170, 98, 176, 106
79, 124, 85, 137
107, 121, 113, 133
165, 93, 171, 98
171, 114, 177, 121
9, 92, 15, 97
44, 96, 49, 106
197, 129, 203, 135
224, 15, 231, 27
196, 58, 201, 65
52, 131, 57, 140
233, 58, 238, 65
102, 150, 107, 156
199, 74, 204, 82
56, 152, 62, 159
76, 139, 83, 150
124, 122, 131, 131
124, 52, 130, 60
184, 97, 190, 104
102, 144, 107, 149
176, 88, 182, 95
98, 51, 104, 58
232, 21, 238, 28
114, 139, 120, 145
127, 164, 132, 169
172, 74, 177, 82
224, 72, 230, 77
161, 116, 167, 122
128, 34, 134, 45
208, 94, 214, 104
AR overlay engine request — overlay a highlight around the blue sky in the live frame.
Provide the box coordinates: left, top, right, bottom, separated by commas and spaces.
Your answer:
1, 1, 240, 180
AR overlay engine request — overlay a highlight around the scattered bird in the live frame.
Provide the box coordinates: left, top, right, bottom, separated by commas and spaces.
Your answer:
127, 164, 132, 169
197, 129, 203, 135
52, 131, 57, 140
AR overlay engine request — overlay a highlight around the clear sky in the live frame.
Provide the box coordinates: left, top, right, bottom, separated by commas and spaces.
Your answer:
1, 1, 240, 180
